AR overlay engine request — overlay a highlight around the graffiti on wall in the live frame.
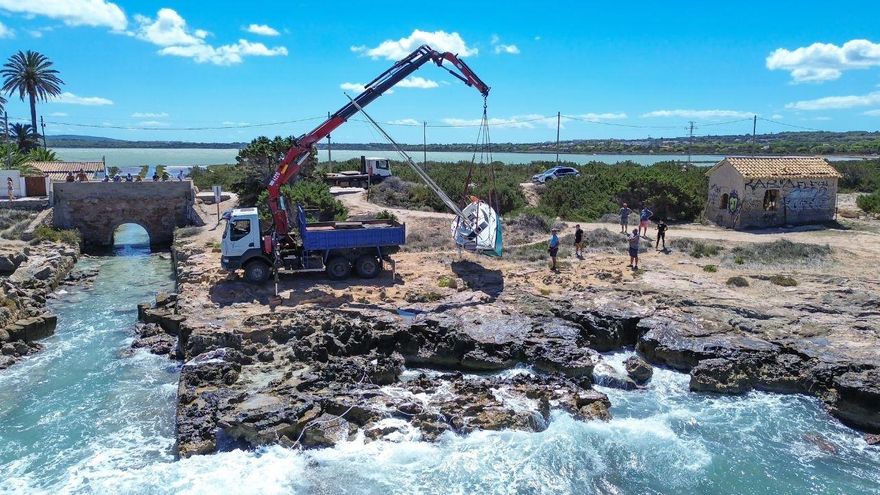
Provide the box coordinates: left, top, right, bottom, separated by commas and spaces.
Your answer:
727, 190, 740, 213
743, 178, 833, 212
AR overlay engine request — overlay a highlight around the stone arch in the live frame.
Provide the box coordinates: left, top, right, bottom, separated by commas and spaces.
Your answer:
108, 222, 153, 247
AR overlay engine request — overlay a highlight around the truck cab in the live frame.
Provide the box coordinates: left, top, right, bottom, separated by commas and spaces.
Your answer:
220, 208, 270, 281
362, 157, 392, 179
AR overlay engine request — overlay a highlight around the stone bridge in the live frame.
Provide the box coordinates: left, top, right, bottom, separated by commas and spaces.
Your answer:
52, 181, 197, 250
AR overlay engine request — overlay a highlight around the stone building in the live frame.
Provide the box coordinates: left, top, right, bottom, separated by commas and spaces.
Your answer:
705, 156, 841, 229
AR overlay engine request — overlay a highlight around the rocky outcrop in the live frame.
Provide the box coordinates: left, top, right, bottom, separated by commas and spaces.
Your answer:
172, 307, 613, 457
624, 355, 653, 384
0, 241, 78, 370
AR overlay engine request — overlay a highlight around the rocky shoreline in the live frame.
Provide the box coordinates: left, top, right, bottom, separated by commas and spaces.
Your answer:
135, 242, 880, 457
0, 242, 80, 370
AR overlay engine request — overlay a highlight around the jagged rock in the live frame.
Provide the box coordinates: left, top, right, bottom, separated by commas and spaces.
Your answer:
1, 343, 14, 355
828, 369, 880, 432
32, 265, 54, 281
690, 358, 752, 394
592, 362, 638, 390
6, 314, 57, 342
866, 434, 880, 446
624, 355, 653, 384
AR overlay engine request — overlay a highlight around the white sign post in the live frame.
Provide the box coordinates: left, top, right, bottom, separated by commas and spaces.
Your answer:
212, 185, 222, 224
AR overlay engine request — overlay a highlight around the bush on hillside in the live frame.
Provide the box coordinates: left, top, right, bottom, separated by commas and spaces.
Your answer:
537, 161, 708, 222
670, 238, 723, 258
856, 190, 880, 214
833, 159, 880, 193
730, 239, 831, 264
190, 164, 247, 191
32, 225, 80, 246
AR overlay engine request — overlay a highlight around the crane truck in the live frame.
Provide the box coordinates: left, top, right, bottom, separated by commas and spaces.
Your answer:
220, 45, 490, 283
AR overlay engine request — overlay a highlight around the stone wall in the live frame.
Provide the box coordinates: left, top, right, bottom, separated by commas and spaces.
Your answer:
707, 164, 837, 229
52, 181, 195, 250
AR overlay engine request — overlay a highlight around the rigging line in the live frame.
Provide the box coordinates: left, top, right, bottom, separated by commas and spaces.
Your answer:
757, 117, 826, 132
694, 118, 754, 127
560, 115, 684, 130
344, 93, 465, 219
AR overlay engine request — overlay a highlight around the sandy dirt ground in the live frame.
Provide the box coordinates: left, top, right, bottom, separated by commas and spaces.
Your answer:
176, 187, 880, 339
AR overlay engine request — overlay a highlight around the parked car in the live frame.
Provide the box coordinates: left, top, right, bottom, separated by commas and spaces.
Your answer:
531, 166, 580, 184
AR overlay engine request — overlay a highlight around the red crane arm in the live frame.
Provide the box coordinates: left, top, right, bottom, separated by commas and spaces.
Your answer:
266, 45, 490, 239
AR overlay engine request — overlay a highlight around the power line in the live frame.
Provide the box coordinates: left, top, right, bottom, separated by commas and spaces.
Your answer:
756, 117, 827, 133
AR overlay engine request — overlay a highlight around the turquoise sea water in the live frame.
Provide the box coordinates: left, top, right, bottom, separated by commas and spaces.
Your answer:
0, 228, 878, 494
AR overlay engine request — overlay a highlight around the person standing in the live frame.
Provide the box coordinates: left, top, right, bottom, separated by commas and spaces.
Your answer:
619, 203, 632, 234
656, 219, 668, 250
6, 177, 14, 201
177, 170, 185, 181
125, 173, 134, 182
76, 168, 88, 182
638, 205, 653, 237
627, 228, 641, 270
548, 228, 560, 271
65, 171, 75, 182
574, 224, 584, 258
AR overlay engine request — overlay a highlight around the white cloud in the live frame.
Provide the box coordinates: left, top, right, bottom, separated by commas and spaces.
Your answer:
352, 29, 477, 60
135, 9, 287, 65
0, 21, 14, 39
49, 112, 68, 117
494, 44, 520, 55
49, 92, 113, 106
442, 114, 554, 129
134, 8, 204, 46
138, 120, 168, 127
340, 82, 367, 93
28, 30, 42, 38
388, 118, 420, 126
785, 91, 880, 110
131, 112, 168, 118
534, 36, 541, 41
397, 77, 439, 89
642, 109, 753, 119
490, 34, 519, 55
221, 121, 250, 126
576, 112, 627, 120
864, 109, 880, 116
770, 114, 784, 120
766, 39, 880, 83
0, 0, 127, 31
246, 24, 279, 37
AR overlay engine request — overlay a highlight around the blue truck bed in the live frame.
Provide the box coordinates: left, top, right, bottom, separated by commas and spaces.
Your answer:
297, 205, 406, 251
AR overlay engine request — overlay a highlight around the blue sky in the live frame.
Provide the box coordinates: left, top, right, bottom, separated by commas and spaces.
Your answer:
0, 0, 879, 144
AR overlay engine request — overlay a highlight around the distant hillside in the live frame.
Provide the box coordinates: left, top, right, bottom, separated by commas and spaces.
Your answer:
46, 130, 880, 155
46, 135, 246, 149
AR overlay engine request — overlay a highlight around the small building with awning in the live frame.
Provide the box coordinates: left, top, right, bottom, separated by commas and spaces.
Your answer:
28, 161, 106, 182
705, 156, 841, 229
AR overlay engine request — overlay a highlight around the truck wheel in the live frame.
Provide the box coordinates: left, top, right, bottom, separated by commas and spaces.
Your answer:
244, 260, 271, 283
355, 255, 381, 278
326, 256, 351, 280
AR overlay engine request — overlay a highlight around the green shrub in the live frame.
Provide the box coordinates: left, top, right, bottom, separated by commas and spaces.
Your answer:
670, 238, 723, 258
703, 264, 718, 273
730, 240, 831, 264
505, 210, 553, 233
833, 160, 880, 193
734, 256, 745, 265
376, 210, 398, 223
856, 191, 880, 214
437, 275, 458, 289
257, 180, 347, 222
537, 161, 708, 222
32, 225, 80, 246
726, 276, 749, 287
769, 274, 797, 287
189, 164, 246, 191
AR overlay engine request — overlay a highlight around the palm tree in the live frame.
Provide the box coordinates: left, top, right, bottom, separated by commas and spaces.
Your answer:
10, 123, 38, 152
1, 50, 64, 133
26, 147, 58, 162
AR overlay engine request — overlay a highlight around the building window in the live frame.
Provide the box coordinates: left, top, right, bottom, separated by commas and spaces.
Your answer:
763, 189, 779, 211
720, 193, 729, 210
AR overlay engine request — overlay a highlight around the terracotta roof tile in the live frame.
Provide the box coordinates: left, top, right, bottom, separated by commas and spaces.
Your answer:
707, 156, 841, 179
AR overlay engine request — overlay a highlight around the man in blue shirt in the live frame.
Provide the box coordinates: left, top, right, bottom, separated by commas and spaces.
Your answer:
548, 228, 559, 271
638, 205, 653, 237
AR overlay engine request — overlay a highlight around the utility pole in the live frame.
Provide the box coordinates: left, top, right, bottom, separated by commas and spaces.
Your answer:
40, 116, 47, 150
686, 121, 694, 171
326, 112, 332, 162
555, 111, 561, 165
751, 115, 757, 155
423, 121, 427, 166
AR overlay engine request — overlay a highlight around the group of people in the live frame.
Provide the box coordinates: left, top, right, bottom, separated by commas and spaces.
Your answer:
546, 201, 669, 272
66, 169, 186, 182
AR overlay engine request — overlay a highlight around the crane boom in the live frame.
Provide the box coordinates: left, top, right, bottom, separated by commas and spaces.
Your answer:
266, 45, 490, 241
